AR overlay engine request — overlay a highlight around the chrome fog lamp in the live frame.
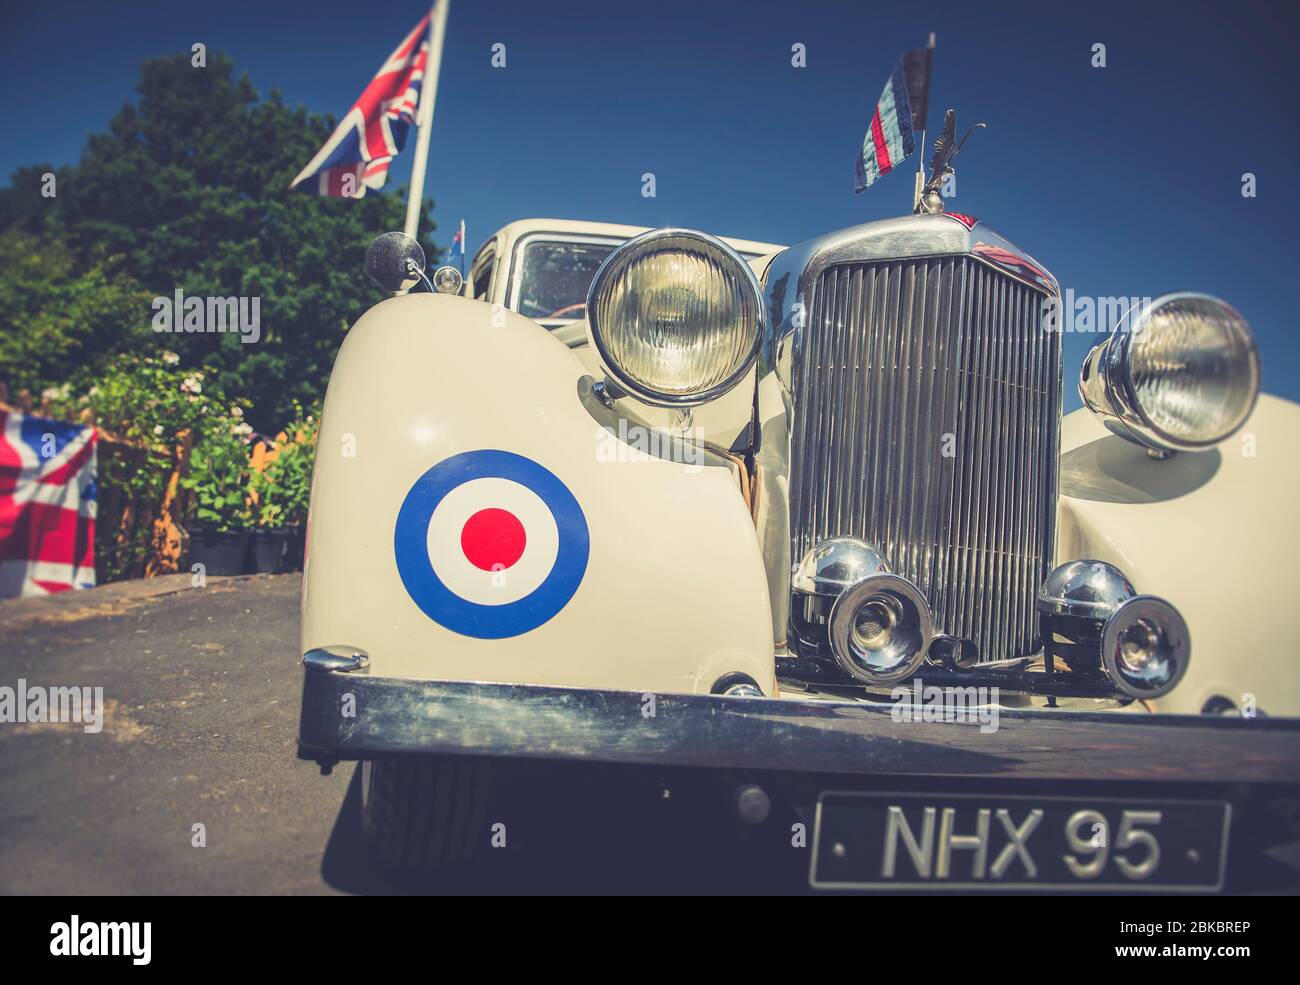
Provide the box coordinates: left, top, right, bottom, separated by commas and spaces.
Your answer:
586, 228, 764, 406
791, 538, 932, 686
828, 576, 933, 686
1038, 560, 1190, 700
792, 537, 889, 596
1079, 292, 1260, 454
1101, 596, 1190, 699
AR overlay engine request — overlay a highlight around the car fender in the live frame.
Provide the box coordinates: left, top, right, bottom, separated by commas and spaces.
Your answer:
1055, 394, 1300, 715
300, 293, 775, 695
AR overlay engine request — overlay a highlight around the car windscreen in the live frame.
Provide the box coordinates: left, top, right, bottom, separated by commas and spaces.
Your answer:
514, 239, 620, 324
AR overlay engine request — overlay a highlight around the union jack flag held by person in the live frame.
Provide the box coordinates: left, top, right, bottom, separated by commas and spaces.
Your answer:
855, 46, 933, 192
0, 407, 97, 598
290, 11, 433, 198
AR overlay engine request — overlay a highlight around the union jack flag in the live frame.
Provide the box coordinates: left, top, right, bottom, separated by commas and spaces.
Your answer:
0, 407, 97, 598
855, 47, 932, 192
290, 11, 432, 198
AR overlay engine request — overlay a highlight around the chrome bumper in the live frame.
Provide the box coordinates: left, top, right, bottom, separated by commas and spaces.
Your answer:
297, 651, 1300, 784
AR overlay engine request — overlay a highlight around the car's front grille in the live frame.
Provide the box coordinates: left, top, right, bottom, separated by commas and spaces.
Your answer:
789, 256, 1061, 660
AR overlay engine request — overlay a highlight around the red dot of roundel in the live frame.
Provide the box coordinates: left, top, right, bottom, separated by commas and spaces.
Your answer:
460, 508, 527, 572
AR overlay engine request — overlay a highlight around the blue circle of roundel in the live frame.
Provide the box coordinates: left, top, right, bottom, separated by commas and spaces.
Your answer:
394, 449, 589, 639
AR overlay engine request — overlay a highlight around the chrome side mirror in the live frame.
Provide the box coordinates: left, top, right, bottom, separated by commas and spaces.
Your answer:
365, 232, 426, 293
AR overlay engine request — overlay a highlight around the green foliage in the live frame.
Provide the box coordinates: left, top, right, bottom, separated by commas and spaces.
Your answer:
250, 404, 318, 529
0, 229, 152, 396
183, 426, 255, 533
45, 355, 248, 577
0, 48, 438, 577
1, 50, 436, 431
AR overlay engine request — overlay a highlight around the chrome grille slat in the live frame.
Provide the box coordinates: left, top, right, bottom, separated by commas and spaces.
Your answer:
932, 257, 967, 633
791, 257, 1060, 661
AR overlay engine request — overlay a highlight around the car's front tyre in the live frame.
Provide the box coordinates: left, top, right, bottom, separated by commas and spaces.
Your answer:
359, 755, 494, 870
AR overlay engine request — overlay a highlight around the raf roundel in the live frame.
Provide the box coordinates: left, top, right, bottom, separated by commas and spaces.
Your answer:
394, 450, 590, 639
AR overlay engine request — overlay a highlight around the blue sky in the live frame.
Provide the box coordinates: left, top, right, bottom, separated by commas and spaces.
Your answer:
3, 0, 1298, 410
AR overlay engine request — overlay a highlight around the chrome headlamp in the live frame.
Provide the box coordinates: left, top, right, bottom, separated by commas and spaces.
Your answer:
1038, 560, 1190, 700
1080, 293, 1260, 454
792, 538, 933, 686
586, 228, 764, 406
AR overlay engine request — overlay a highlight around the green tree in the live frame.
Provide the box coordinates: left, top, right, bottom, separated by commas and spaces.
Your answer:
0, 228, 152, 396
1, 51, 436, 430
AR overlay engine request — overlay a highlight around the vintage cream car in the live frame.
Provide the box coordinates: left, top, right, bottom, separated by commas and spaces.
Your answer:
298, 212, 1300, 887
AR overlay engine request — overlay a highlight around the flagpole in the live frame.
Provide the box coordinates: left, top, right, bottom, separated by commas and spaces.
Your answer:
403, 0, 449, 241
913, 32, 935, 213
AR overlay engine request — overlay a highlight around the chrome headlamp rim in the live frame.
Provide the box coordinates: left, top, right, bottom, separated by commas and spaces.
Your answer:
585, 227, 766, 407
1100, 594, 1191, 699
1080, 291, 1261, 453
827, 574, 933, 686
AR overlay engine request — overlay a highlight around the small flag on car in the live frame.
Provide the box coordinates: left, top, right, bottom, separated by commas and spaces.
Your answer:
855, 44, 933, 192
290, 11, 432, 198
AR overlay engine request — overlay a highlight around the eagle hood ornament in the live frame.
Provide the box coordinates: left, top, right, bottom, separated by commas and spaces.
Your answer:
916, 108, 986, 214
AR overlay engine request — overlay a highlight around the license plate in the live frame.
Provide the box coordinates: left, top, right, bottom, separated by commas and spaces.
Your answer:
810, 792, 1230, 891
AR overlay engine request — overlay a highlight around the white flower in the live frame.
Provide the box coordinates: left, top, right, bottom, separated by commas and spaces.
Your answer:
162, 351, 180, 366
231, 406, 243, 419
180, 375, 202, 395
152, 425, 164, 436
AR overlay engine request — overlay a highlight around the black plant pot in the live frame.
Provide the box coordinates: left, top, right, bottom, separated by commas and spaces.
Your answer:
188, 525, 253, 576
248, 527, 286, 574
281, 524, 306, 573
250, 525, 307, 574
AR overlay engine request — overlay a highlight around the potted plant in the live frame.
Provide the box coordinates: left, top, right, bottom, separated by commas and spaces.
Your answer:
248, 405, 317, 573
182, 407, 257, 576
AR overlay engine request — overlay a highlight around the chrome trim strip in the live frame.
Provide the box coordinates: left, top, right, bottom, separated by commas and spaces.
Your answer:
297, 670, 1300, 783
